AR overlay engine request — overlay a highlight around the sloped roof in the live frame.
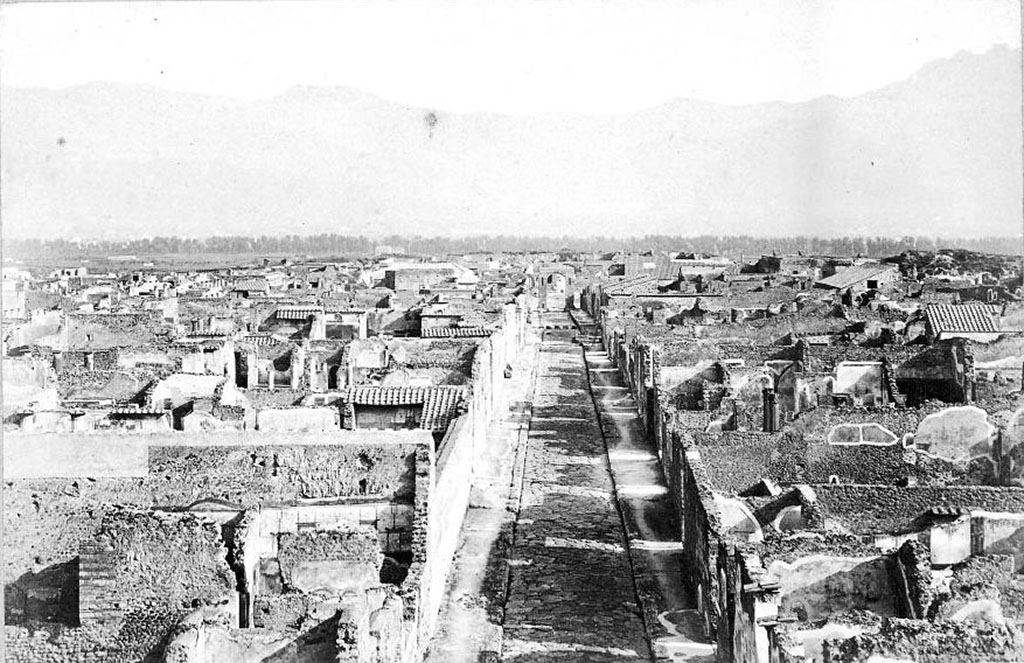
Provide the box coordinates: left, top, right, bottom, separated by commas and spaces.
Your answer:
324, 305, 368, 314
232, 278, 270, 292
422, 327, 493, 338
242, 333, 285, 347
420, 387, 466, 432
342, 386, 434, 406
815, 264, 895, 290
340, 385, 466, 431
110, 405, 167, 416
276, 306, 323, 320
604, 275, 659, 296
926, 304, 1001, 334
652, 255, 683, 281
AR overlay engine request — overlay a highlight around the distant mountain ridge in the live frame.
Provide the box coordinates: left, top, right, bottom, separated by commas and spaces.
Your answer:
2, 45, 1020, 240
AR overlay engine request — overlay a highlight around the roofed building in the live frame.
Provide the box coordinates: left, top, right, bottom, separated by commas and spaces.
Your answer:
926, 303, 1004, 342
814, 262, 900, 292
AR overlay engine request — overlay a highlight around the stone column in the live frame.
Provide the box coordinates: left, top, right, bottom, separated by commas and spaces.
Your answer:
309, 313, 327, 341
763, 389, 779, 433
291, 345, 305, 390
246, 352, 258, 389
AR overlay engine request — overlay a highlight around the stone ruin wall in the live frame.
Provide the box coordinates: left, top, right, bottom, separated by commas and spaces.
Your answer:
5, 299, 530, 663
3, 434, 424, 662
6, 510, 234, 663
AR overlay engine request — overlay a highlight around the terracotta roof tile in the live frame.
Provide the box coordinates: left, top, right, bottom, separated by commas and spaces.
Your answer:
604, 275, 659, 296
340, 385, 466, 432
110, 405, 167, 415
422, 327, 493, 338
420, 387, 466, 432
232, 278, 270, 292
242, 333, 280, 347
926, 304, 1001, 334
276, 306, 323, 320
342, 386, 431, 406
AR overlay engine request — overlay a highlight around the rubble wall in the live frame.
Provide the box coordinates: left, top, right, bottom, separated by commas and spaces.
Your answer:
6, 510, 234, 663
763, 554, 896, 620
4, 432, 427, 636
813, 484, 1024, 534
680, 448, 724, 636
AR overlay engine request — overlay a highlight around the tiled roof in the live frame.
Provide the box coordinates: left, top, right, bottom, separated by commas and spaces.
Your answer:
926, 304, 1001, 334
340, 385, 466, 431
652, 255, 683, 281
815, 264, 894, 290
604, 275, 659, 296
242, 333, 281, 347
233, 278, 270, 292
422, 327, 493, 338
110, 405, 167, 415
325, 305, 368, 314
620, 256, 660, 276
421, 387, 466, 432
276, 306, 323, 320
342, 386, 434, 406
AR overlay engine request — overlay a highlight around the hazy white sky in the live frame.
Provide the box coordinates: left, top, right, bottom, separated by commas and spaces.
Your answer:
1, 0, 1020, 113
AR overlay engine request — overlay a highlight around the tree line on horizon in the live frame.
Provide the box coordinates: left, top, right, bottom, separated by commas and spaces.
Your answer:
6, 233, 1021, 262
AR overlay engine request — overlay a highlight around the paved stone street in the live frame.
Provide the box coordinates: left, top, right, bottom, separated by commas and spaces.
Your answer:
500, 312, 650, 661
429, 310, 715, 662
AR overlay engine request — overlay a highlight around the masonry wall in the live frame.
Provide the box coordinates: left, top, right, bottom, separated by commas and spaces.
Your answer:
255, 407, 340, 432
413, 300, 525, 646
162, 586, 414, 663
894, 539, 934, 618
3, 432, 425, 641
604, 321, 725, 638
680, 447, 724, 636
6, 510, 235, 663
812, 484, 1024, 534
4, 300, 529, 662
690, 431, 806, 492
718, 545, 763, 663
823, 618, 1024, 662
763, 554, 896, 620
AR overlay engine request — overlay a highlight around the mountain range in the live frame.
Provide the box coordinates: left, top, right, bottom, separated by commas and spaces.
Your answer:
2, 45, 1020, 240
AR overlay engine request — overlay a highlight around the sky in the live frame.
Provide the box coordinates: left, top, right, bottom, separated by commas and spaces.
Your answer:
1, 0, 1020, 114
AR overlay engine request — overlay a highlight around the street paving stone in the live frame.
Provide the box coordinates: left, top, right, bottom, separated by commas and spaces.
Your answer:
430, 311, 713, 663
502, 313, 650, 662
